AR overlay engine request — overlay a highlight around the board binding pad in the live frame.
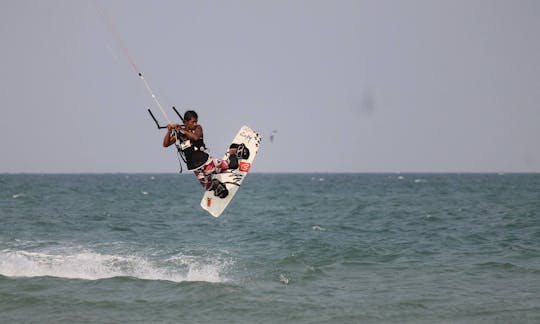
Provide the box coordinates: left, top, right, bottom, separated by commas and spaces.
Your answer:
201, 125, 261, 217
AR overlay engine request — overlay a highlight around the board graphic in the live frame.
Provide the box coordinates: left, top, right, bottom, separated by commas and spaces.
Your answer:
200, 125, 262, 217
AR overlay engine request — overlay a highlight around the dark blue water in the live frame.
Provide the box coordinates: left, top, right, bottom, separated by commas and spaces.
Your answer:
1, 173, 539, 323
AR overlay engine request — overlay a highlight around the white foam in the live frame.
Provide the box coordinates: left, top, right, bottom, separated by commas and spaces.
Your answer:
279, 273, 289, 285
312, 225, 326, 231
165, 254, 231, 283
0, 248, 230, 283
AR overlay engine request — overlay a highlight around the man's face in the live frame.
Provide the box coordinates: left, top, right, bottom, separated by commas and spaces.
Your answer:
184, 118, 198, 130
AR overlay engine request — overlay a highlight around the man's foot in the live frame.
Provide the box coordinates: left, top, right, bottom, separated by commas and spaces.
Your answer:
228, 154, 239, 170
209, 179, 229, 198
229, 143, 250, 160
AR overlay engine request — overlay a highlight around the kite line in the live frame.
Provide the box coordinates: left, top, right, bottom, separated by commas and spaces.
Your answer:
94, 1, 171, 124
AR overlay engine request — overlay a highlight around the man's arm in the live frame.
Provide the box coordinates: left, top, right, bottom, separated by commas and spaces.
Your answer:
178, 125, 203, 141
163, 124, 177, 147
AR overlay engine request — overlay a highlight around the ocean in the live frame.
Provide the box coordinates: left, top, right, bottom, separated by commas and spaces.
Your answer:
1, 173, 539, 323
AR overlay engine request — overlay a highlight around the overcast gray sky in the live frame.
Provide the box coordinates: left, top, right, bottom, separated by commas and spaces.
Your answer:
1, 0, 539, 173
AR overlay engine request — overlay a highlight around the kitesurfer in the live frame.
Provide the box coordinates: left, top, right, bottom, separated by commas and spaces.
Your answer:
162, 110, 240, 198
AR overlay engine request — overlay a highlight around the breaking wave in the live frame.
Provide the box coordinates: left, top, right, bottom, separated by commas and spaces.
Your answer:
0, 247, 231, 283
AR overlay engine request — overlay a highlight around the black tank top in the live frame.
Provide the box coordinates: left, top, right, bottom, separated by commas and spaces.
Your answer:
175, 131, 209, 170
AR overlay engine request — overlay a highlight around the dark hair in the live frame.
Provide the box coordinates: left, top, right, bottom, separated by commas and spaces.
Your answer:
183, 110, 198, 121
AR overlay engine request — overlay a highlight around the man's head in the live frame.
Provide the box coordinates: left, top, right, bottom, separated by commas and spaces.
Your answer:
183, 110, 198, 130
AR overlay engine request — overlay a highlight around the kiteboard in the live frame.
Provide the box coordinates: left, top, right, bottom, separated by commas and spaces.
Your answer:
201, 125, 262, 217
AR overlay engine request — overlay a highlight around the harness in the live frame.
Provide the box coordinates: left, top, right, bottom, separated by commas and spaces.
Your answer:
172, 129, 209, 172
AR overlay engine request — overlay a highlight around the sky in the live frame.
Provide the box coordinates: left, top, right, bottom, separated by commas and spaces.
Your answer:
1, 0, 539, 173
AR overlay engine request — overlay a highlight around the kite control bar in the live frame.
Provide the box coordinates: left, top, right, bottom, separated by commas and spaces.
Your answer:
172, 106, 184, 122
147, 109, 166, 129
148, 106, 184, 130
148, 106, 188, 173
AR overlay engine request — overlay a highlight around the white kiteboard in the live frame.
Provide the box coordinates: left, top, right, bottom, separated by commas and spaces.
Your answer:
201, 125, 262, 217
